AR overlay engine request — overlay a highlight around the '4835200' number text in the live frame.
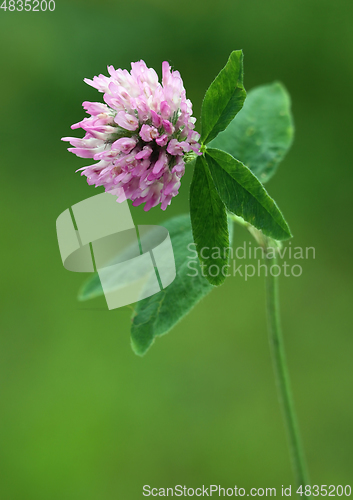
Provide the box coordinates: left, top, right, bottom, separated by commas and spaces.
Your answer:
1, 0, 55, 11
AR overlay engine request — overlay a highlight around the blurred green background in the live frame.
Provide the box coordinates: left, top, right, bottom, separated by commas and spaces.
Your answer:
1, 0, 352, 498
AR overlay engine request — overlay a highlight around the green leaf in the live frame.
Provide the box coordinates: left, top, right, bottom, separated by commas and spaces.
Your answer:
201, 50, 246, 145
190, 155, 230, 286
78, 274, 103, 301
78, 232, 148, 302
78, 214, 229, 356
209, 82, 294, 183
205, 148, 292, 241
131, 214, 214, 356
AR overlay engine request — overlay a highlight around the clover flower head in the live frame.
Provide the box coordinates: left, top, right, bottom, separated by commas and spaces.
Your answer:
62, 60, 201, 211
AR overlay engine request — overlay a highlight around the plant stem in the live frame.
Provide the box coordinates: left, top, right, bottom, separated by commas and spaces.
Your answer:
229, 215, 311, 490
265, 251, 310, 491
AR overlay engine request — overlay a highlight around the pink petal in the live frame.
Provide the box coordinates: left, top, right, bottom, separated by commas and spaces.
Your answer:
114, 111, 139, 131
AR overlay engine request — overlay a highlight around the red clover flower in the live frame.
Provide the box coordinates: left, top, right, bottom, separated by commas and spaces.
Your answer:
62, 60, 201, 211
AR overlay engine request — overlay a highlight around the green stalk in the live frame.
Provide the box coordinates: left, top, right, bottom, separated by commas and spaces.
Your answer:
265, 250, 310, 492
229, 215, 311, 489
